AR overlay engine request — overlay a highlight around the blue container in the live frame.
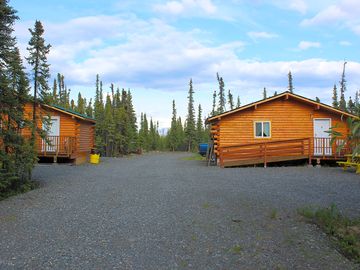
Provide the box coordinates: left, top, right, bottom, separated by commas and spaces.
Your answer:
198, 143, 208, 156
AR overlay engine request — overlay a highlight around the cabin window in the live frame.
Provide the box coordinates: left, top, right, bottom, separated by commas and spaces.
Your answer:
254, 121, 271, 138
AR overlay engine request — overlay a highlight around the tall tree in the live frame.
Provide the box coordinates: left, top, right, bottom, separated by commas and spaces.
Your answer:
339, 61, 347, 111
347, 96, 355, 114
236, 96, 241, 108
185, 79, 196, 151
211, 90, 217, 116
0, 0, 36, 192
288, 71, 294, 93
196, 104, 204, 143
332, 84, 339, 108
168, 100, 178, 151
263, 87, 267, 99
227, 90, 234, 110
26, 20, 51, 125
217, 73, 226, 113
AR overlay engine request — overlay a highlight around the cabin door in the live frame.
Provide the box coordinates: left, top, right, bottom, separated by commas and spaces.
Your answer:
42, 116, 60, 152
313, 119, 331, 156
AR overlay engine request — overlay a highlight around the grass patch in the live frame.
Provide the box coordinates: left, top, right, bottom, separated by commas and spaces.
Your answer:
298, 203, 360, 263
270, 209, 278, 220
229, 244, 242, 254
181, 154, 205, 161
202, 202, 211, 209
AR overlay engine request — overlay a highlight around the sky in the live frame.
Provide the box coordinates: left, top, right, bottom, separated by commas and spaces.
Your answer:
11, 0, 360, 128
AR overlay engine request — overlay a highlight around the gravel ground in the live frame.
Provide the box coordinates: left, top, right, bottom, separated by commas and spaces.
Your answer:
0, 152, 359, 269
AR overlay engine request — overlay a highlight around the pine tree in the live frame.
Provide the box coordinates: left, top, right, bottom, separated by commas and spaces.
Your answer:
227, 90, 234, 110
70, 99, 75, 110
26, 20, 51, 115
93, 75, 105, 155
332, 84, 339, 108
86, 98, 93, 117
168, 100, 178, 151
274, 91, 278, 96
211, 90, 217, 116
104, 95, 115, 156
354, 91, 360, 115
347, 96, 355, 114
217, 73, 226, 113
0, 0, 36, 191
288, 71, 294, 93
51, 78, 58, 105
196, 104, 205, 143
339, 61, 347, 111
315, 97, 320, 103
76, 92, 85, 114
263, 87, 267, 99
185, 79, 196, 152
236, 96, 241, 108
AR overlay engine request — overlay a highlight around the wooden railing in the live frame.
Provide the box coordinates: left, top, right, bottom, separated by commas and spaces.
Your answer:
313, 137, 350, 158
219, 138, 311, 168
38, 136, 76, 157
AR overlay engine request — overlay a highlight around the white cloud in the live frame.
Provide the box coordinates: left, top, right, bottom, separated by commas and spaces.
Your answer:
247, 31, 278, 40
297, 41, 321, 50
289, 0, 308, 14
339, 40, 352, 46
14, 14, 360, 128
154, 0, 217, 15
301, 0, 360, 35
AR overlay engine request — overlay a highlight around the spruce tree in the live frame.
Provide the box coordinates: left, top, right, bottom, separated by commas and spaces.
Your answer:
263, 87, 267, 99
332, 84, 339, 108
196, 104, 204, 143
274, 91, 278, 96
347, 97, 355, 114
185, 79, 196, 151
168, 100, 178, 151
211, 90, 217, 116
217, 73, 226, 113
0, 0, 36, 191
26, 20, 51, 121
76, 92, 85, 114
236, 96, 241, 108
227, 90, 234, 110
315, 97, 320, 103
339, 61, 347, 111
288, 71, 294, 93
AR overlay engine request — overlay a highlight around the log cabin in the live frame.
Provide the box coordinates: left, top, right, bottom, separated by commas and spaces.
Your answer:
206, 91, 356, 168
22, 103, 96, 164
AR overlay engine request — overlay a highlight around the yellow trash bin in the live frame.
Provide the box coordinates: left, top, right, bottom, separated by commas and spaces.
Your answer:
90, 153, 100, 164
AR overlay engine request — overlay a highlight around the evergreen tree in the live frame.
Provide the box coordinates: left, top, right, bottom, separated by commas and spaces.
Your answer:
51, 78, 58, 105
274, 91, 278, 96
354, 91, 360, 115
263, 87, 267, 99
93, 75, 105, 155
26, 20, 51, 113
217, 73, 226, 113
86, 98, 93, 118
288, 71, 294, 93
211, 90, 217, 116
332, 84, 339, 108
168, 100, 178, 151
104, 95, 115, 156
315, 97, 320, 103
0, 0, 36, 192
70, 99, 75, 110
339, 61, 347, 111
347, 96, 355, 114
227, 90, 234, 110
185, 79, 196, 151
196, 104, 205, 143
236, 96, 241, 108
76, 92, 85, 114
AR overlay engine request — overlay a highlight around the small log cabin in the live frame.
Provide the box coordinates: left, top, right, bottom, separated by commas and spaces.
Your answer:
23, 103, 96, 164
206, 91, 356, 167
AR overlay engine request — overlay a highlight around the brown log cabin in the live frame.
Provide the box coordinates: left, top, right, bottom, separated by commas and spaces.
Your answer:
23, 103, 96, 164
206, 91, 356, 168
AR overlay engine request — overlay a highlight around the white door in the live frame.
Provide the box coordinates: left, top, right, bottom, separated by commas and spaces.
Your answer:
42, 116, 60, 152
313, 119, 331, 156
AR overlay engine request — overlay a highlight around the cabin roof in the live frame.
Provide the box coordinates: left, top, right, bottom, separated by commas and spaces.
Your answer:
206, 91, 357, 123
43, 104, 96, 123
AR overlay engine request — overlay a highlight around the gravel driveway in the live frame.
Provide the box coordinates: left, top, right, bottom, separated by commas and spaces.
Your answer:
0, 152, 359, 269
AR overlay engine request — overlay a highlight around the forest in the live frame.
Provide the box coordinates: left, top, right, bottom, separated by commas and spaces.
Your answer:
1, 0, 360, 197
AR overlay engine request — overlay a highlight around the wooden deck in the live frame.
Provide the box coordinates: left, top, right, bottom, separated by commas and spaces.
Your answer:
218, 137, 349, 168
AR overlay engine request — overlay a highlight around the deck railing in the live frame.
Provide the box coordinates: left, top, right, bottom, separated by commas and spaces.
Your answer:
38, 136, 76, 157
313, 137, 350, 158
219, 138, 311, 168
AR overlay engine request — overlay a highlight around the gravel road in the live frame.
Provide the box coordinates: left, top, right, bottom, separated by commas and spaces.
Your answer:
0, 152, 359, 269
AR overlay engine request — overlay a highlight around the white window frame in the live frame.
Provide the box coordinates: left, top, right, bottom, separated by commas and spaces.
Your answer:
254, 121, 271, 138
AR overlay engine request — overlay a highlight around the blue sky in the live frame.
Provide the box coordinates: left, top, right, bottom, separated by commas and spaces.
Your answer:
11, 0, 360, 127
